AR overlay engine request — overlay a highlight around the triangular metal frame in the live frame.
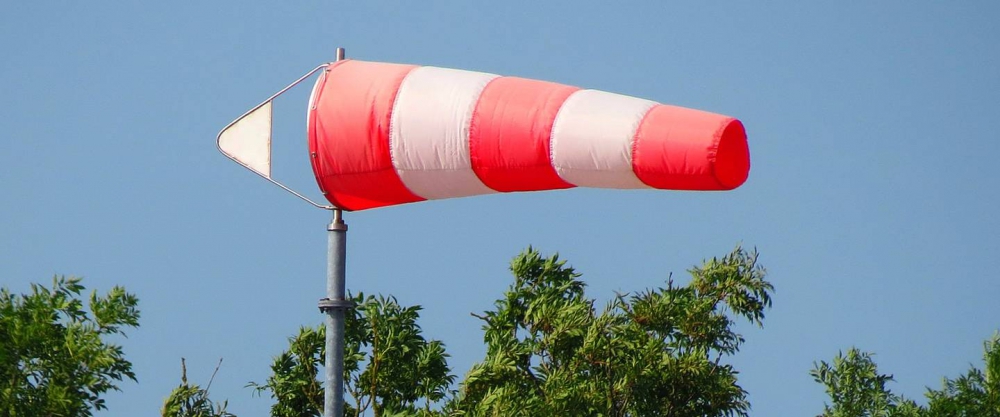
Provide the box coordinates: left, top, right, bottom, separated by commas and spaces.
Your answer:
216, 64, 336, 210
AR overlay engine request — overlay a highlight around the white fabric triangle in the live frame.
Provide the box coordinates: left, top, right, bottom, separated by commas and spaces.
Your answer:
219, 101, 272, 178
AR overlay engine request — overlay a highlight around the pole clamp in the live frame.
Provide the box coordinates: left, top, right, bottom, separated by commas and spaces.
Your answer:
318, 298, 356, 312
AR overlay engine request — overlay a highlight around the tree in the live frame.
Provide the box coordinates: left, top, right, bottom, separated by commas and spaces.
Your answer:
924, 332, 1000, 416
811, 349, 922, 417
812, 332, 1000, 417
249, 294, 454, 417
450, 245, 772, 417
162, 358, 235, 417
346, 294, 454, 417
245, 246, 771, 417
248, 324, 331, 417
0, 276, 140, 416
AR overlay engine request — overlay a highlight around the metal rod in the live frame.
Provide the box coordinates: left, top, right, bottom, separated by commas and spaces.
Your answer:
215, 64, 336, 210
324, 208, 347, 417
323, 47, 347, 417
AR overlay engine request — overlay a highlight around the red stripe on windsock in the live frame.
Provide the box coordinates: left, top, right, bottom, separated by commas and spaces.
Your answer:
631, 104, 750, 190
469, 77, 578, 192
308, 60, 425, 211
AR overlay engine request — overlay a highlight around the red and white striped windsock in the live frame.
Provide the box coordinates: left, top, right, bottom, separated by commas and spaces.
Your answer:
307, 60, 750, 211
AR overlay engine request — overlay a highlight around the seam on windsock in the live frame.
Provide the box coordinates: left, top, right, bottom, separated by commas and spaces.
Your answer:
547, 89, 587, 186
631, 103, 659, 188
445, 69, 500, 196
708, 117, 732, 163
708, 117, 731, 189
308, 66, 340, 206
468, 76, 504, 191
467, 75, 504, 193
387, 65, 423, 197
626, 100, 657, 182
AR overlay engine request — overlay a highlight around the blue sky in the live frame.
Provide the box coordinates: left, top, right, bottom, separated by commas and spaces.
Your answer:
2, 2, 998, 415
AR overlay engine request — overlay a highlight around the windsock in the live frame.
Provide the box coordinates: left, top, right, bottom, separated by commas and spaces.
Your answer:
308, 60, 749, 211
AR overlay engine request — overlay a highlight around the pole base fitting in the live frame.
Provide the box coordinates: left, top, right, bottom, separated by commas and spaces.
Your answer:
318, 298, 356, 312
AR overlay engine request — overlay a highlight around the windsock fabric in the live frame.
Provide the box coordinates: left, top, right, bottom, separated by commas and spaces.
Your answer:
308, 60, 749, 211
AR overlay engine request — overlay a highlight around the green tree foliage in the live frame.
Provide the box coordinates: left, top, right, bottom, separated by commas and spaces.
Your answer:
239, 246, 772, 416
811, 349, 922, 417
813, 333, 1000, 417
450, 245, 772, 417
161, 358, 235, 417
925, 333, 1000, 416
0, 276, 139, 416
249, 294, 454, 417
346, 294, 454, 417
249, 325, 326, 417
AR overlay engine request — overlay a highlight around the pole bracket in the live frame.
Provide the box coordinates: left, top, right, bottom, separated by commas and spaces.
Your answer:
318, 298, 356, 312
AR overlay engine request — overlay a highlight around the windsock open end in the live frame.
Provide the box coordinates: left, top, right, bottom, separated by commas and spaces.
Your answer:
713, 119, 750, 190
631, 105, 750, 191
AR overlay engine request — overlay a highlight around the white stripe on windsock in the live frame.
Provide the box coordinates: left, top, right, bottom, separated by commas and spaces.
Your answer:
549, 90, 656, 189
390, 67, 500, 200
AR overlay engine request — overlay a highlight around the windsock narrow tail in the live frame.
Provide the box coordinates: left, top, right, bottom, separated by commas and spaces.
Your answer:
308, 60, 749, 211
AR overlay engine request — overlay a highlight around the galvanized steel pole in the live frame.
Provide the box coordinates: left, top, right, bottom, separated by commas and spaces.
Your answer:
322, 209, 347, 417
318, 47, 349, 417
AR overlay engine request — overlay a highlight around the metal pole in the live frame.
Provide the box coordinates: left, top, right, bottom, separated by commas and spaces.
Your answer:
318, 47, 349, 417
322, 209, 348, 417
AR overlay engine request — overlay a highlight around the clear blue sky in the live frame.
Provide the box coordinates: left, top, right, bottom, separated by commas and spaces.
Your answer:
2, 2, 998, 415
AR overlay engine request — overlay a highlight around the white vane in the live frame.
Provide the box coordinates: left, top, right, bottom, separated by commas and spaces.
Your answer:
218, 101, 272, 178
